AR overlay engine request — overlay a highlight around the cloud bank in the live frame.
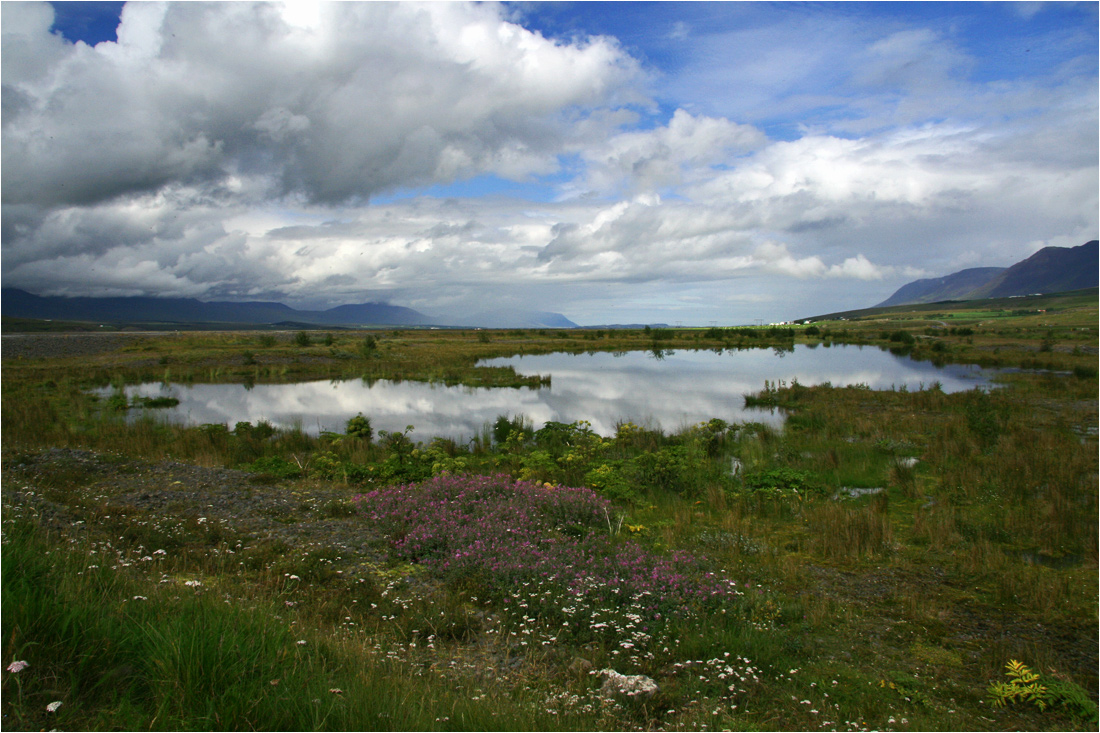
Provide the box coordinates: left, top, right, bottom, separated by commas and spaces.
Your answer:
2, 1, 1096, 324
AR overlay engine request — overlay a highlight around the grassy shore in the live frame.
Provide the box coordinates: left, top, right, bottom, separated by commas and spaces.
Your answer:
2, 295, 1097, 731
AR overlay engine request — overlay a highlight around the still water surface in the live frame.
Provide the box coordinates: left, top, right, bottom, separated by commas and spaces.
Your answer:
109, 345, 994, 442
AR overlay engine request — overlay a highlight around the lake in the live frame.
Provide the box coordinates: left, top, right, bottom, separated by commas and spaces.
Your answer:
104, 345, 995, 442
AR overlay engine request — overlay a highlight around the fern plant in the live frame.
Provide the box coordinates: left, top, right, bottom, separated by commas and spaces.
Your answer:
989, 660, 1098, 722
1045, 675, 1100, 723
989, 660, 1050, 711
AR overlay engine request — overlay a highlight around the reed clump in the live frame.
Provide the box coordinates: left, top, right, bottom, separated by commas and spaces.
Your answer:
807, 499, 894, 559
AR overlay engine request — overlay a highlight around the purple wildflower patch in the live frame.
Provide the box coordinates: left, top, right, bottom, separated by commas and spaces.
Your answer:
354, 474, 738, 618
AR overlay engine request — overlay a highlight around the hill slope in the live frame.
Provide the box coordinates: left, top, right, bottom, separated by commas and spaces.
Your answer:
876, 240, 1098, 307
969, 241, 1099, 299
876, 267, 1005, 307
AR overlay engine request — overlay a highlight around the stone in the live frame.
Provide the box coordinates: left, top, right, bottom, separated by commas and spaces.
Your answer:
598, 668, 659, 701
834, 486, 885, 499
568, 657, 593, 676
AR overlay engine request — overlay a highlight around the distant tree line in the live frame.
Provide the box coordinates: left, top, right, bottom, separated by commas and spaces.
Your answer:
703, 326, 796, 340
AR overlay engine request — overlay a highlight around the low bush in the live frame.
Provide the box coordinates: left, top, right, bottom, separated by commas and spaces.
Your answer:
345, 413, 372, 441
247, 456, 302, 479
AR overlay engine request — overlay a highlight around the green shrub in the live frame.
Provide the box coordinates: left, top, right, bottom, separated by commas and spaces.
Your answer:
1045, 675, 1100, 722
629, 446, 690, 494
534, 420, 595, 453
515, 449, 558, 483
309, 450, 343, 480
345, 413, 373, 441
234, 420, 277, 440
247, 456, 301, 479
492, 414, 532, 445
294, 331, 310, 347
1073, 364, 1097, 379
584, 462, 639, 504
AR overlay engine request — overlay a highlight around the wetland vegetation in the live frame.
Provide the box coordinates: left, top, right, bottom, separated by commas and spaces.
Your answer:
2, 290, 1097, 731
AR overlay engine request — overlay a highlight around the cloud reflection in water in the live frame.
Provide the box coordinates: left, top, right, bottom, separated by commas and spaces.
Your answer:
114, 345, 992, 442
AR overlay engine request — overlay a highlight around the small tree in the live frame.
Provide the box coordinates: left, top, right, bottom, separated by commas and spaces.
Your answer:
294, 331, 311, 347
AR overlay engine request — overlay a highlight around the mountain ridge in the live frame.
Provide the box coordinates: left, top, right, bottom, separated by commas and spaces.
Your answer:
876, 240, 1098, 307
0, 289, 577, 329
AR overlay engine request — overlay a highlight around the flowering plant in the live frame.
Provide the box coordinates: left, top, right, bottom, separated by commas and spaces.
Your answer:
356, 475, 739, 636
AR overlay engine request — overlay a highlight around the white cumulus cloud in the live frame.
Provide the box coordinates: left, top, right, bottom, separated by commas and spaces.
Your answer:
2, 1, 639, 209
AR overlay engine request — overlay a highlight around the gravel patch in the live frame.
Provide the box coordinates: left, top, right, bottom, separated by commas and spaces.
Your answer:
2, 447, 387, 569
1, 333, 172, 360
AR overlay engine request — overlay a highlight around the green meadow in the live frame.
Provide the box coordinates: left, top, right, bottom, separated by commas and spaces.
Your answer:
2, 292, 1097, 731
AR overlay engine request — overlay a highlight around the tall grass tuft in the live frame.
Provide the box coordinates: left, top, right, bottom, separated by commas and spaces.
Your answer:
807, 499, 894, 559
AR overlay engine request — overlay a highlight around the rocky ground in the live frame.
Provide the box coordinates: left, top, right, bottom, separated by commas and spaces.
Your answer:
0, 332, 172, 360
2, 447, 385, 573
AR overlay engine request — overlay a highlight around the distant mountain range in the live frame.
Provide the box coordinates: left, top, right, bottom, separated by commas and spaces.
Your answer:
457, 310, 579, 329
876, 240, 1098, 307
0, 289, 578, 329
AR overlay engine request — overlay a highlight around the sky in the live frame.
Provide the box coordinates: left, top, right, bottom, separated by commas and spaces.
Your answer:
2, 1, 1096, 326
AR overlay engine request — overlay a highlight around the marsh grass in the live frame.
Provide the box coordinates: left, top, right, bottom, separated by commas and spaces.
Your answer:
911, 501, 961, 550
807, 499, 894, 559
3, 312, 1098, 731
